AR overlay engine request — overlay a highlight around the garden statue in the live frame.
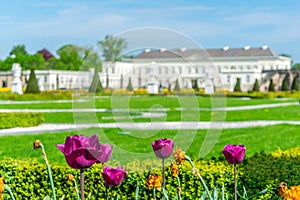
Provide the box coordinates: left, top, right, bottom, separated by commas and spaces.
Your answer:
11, 62, 23, 94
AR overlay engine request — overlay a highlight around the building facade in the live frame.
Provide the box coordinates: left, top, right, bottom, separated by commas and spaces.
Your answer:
102, 45, 292, 92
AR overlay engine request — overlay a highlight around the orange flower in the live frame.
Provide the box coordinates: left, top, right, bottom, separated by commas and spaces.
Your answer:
278, 182, 300, 200
146, 174, 162, 191
170, 162, 179, 177
67, 174, 75, 182
33, 140, 41, 149
0, 177, 4, 200
173, 147, 186, 164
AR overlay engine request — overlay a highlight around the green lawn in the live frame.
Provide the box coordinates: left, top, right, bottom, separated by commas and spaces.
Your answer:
1, 124, 300, 166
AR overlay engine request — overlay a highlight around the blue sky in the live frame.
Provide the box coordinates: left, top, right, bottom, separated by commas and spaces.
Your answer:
1, 0, 300, 63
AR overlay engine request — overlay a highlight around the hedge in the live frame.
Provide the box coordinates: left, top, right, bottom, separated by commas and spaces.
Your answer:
3, 151, 298, 199
0, 92, 73, 101
0, 113, 44, 129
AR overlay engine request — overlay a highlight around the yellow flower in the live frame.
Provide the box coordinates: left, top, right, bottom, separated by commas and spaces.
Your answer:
278, 182, 300, 200
146, 174, 162, 191
170, 162, 179, 177
173, 147, 186, 164
33, 140, 41, 149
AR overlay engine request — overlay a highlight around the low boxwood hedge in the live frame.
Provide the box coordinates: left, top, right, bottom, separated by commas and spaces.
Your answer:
0, 113, 44, 129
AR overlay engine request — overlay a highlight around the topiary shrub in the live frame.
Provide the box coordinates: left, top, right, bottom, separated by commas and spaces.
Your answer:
252, 79, 260, 92
281, 76, 289, 91
126, 77, 133, 91
89, 68, 104, 93
291, 76, 299, 91
174, 78, 180, 92
25, 69, 40, 94
234, 78, 242, 92
268, 79, 275, 92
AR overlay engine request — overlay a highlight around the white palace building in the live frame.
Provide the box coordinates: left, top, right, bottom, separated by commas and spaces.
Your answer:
0, 45, 293, 93
102, 45, 292, 93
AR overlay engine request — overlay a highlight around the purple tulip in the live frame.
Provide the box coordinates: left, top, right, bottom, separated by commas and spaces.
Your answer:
102, 166, 127, 187
56, 134, 112, 169
152, 138, 174, 159
222, 144, 246, 164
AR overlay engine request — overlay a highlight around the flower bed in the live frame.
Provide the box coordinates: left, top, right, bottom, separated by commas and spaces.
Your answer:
0, 112, 44, 129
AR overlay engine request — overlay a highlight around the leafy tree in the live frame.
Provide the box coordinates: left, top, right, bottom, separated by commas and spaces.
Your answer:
89, 68, 103, 93
234, 78, 242, 92
268, 79, 275, 92
126, 77, 133, 91
98, 35, 127, 61
292, 76, 299, 91
25, 69, 40, 93
174, 78, 180, 92
10, 44, 28, 56
252, 79, 260, 92
292, 63, 300, 69
281, 76, 289, 91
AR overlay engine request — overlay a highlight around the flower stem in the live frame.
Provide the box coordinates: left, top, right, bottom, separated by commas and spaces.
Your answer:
40, 143, 56, 200
80, 169, 85, 200
234, 164, 237, 200
153, 188, 156, 199
185, 155, 212, 200
162, 158, 166, 191
176, 176, 181, 200
4, 185, 15, 200
73, 179, 80, 200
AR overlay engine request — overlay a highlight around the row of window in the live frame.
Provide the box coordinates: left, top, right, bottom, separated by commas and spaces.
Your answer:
227, 75, 251, 83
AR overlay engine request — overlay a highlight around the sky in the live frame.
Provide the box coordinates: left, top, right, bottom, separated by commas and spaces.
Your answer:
1, 0, 300, 63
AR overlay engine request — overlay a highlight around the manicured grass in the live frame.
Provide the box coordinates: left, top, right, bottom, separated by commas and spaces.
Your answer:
43, 105, 300, 124
0, 96, 296, 110
1, 124, 300, 166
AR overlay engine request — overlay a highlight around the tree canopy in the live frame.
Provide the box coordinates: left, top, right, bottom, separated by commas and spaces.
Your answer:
98, 35, 127, 61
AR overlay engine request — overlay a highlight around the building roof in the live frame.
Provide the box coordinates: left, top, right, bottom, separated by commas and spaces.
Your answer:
135, 46, 279, 60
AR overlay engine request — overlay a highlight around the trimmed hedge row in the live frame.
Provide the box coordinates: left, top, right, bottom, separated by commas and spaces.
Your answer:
0, 91, 73, 101
2, 152, 294, 199
0, 113, 44, 129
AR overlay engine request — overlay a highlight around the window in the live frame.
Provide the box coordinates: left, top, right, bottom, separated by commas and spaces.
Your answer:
227, 75, 231, 83
246, 75, 250, 83
165, 67, 168, 74
44, 76, 47, 83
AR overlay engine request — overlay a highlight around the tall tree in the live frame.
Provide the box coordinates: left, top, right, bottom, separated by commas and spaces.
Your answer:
25, 69, 40, 93
252, 79, 260, 92
98, 35, 127, 61
234, 78, 242, 92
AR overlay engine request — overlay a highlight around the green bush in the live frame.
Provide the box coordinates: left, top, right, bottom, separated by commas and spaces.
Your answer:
234, 78, 242, 92
25, 69, 40, 94
89, 68, 104, 93
0, 113, 44, 129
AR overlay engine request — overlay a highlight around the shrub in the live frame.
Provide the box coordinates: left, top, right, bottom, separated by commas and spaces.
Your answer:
126, 77, 133, 91
89, 68, 104, 93
0, 113, 44, 129
0, 92, 73, 101
25, 69, 40, 94
234, 78, 242, 92
291, 76, 299, 91
252, 79, 260, 92
268, 79, 275, 92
